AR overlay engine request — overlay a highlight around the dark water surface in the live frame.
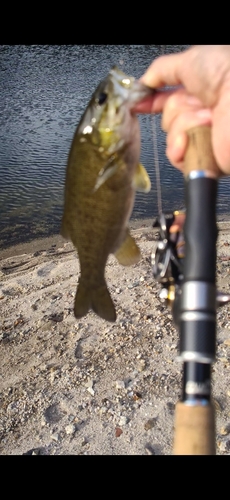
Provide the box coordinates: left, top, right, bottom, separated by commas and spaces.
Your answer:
1, 45, 230, 249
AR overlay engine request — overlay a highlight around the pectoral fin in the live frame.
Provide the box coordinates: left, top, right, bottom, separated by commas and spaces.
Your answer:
94, 160, 118, 192
133, 163, 151, 193
114, 230, 141, 266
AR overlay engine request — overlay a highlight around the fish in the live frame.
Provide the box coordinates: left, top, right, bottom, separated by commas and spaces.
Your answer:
61, 66, 154, 322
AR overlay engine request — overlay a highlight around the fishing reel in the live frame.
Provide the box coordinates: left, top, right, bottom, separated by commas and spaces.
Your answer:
151, 209, 230, 324
151, 210, 185, 325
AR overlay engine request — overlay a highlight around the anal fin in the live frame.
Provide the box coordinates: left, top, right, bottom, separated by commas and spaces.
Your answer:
114, 230, 141, 266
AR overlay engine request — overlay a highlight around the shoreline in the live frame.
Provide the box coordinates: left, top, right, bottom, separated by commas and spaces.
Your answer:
0, 218, 155, 261
1, 216, 230, 261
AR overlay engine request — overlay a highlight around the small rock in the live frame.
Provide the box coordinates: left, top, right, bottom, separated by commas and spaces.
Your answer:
23, 448, 43, 456
65, 424, 77, 436
213, 398, 223, 413
167, 402, 175, 412
51, 433, 60, 442
128, 282, 139, 289
85, 378, 94, 389
144, 418, 157, 431
133, 391, 142, 401
218, 438, 230, 452
137, 360, 146, 372
119, 416, 129, 426
41, 417, 47, 427
49, 312, 64, 323
145, 444, 155, 455
7, 401, 19, 415
87, 387, 95, 396
85, 379, 95, 396
224, 339, 230, 346
220, 423, 230, 436
116, 380, 125, 390
219, 357, 228, 363
99, 406, 107, 416
50, 367, 60, 384
115, 427, 123, 437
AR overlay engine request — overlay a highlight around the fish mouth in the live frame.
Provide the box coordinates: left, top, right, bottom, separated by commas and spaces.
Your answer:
109, 66, 155, 107
128, 80, 156, 105
109, 66, 136, 90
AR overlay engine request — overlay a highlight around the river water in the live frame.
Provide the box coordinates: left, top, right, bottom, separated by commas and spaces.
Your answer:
1, 45, 230, 249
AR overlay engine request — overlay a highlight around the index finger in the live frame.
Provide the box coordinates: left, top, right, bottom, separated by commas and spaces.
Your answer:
140, 51, 189, 89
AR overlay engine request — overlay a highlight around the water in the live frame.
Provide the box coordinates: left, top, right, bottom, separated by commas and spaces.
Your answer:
1, 45, 230, 249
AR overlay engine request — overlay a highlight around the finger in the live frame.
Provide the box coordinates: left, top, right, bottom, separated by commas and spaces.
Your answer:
161, 88, 204, 132
139, 50, 191, 89
140, 46, 230, 106
166, 131, 188, 170
165, 109, 212, 169
212, 96, 230, 175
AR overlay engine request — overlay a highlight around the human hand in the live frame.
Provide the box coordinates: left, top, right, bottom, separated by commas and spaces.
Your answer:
134, 45, 230, 175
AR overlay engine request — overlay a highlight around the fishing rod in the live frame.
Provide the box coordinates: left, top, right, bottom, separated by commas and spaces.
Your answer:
151, 125, 230, 454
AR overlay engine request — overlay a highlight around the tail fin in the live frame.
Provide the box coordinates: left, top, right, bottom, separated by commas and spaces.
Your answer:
74, 279, 116, 322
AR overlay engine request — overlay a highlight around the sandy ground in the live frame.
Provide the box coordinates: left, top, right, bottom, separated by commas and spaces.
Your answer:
1, 219, 230, 455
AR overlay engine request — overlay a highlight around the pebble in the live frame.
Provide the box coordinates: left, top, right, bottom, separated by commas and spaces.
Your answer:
144, 418, 157, 431
85, 378, 94, 389
41, 417, 47, 427
137, 360, 146, 372
51, 433, 60, 442
119, 416, 129, 426
218, 357, 228, 363
128, 282, 139, 289
99, 407, 107, 416
217, 439, 230, 452
220, 423, 230, 436
145, 444, 155, 455
115, 427, 123, 437
85, 379, 95, 395
23, 448, 43, 455
65, 424, 77, 436
116, 380, 125, 390
213, 398, 223, 413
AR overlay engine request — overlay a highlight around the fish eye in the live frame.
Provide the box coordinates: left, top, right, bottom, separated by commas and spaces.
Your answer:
97, 92, 107, 106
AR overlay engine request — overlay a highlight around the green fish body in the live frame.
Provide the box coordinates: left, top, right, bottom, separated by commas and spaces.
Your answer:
61, 67, 152, 321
